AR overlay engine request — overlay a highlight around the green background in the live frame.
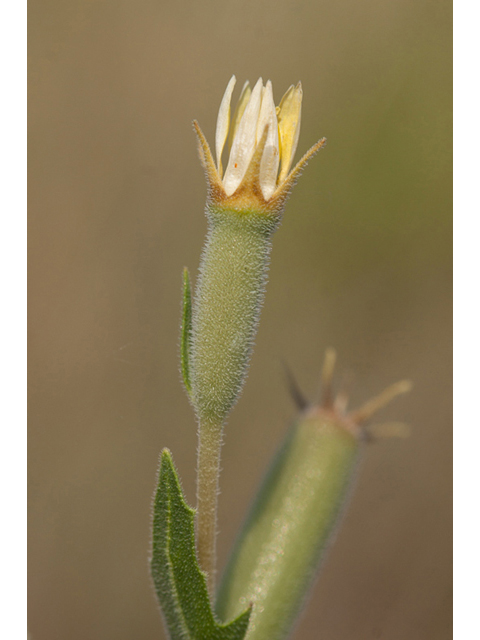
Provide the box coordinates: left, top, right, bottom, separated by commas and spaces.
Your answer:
29, 0, 451, 638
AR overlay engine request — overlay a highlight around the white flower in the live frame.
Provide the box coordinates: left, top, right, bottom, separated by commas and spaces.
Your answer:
215, 76, 303, 200
193, 76, 325, 210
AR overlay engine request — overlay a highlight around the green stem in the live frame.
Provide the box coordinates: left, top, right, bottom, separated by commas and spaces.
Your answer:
191, 206, 279, 595
196, 420, 223, 595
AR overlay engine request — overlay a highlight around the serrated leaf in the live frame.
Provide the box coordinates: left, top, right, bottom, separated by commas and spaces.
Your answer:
151, 449, 251, 640
181, 268, 193, 398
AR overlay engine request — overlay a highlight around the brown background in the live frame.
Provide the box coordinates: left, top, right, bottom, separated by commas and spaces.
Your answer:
29, 1, 452, 638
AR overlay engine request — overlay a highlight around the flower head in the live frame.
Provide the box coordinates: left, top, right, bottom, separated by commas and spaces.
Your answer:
194, 76, 326, 212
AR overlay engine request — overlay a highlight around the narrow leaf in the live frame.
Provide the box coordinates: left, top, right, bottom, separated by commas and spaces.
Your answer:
181, 268, 193, 397
151, 449, 251, 640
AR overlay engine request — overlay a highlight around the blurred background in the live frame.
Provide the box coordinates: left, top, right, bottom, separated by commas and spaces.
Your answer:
29, 0, 451, 638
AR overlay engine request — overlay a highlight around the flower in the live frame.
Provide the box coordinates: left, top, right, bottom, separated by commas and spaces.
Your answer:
194, 76, 326, 210
216, 76, 301, 199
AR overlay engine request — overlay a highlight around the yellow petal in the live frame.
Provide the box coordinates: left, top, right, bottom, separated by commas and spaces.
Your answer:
277, 82, 303, 183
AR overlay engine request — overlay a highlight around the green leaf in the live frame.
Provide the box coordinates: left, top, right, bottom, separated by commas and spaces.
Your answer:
151, 449, 251, 640
181, 268, 193, 398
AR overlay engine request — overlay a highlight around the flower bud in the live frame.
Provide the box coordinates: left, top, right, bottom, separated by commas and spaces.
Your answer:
216, 352, 411, 639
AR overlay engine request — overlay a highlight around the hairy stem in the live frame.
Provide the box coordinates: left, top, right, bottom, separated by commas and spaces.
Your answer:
190, 208, 278, 597
196, 420, 223, 595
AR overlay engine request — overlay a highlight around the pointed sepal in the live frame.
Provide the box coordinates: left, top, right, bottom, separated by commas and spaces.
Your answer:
269, 137, 327, 213
193, 120, 226, 203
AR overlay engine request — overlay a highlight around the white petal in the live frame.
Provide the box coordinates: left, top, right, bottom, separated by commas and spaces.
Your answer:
215, 75, 236, 174
257, 81, 280, 199
223, 78, 263, 196
228, 81, 251, 150
255, 81, 273, 144
259, 144, 280, 199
